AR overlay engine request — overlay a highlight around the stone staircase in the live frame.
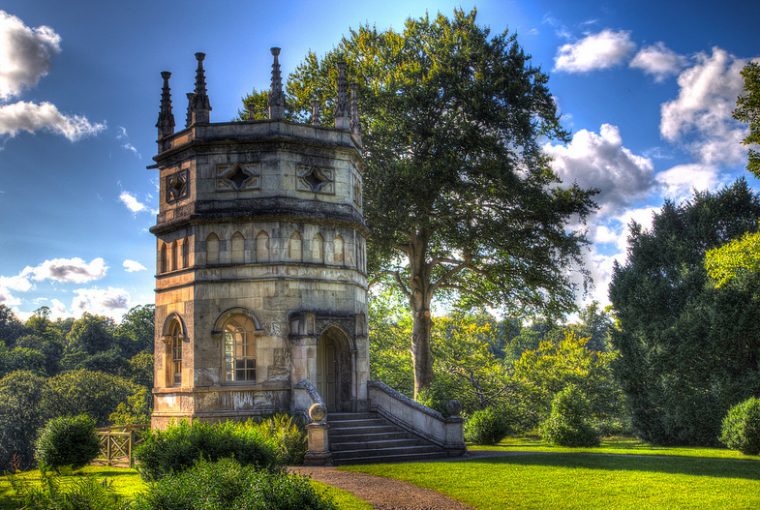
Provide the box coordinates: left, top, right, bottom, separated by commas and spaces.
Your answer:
327, 411, 449, 465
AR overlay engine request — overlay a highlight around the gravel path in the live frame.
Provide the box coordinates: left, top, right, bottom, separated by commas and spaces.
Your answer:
291, 465, 473, 510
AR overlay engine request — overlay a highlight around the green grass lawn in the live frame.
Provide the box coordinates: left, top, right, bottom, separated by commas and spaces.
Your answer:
342, 437, 760, 510
0, 466, 370, 510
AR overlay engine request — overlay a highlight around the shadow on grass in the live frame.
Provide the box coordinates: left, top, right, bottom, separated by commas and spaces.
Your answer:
465, 452, 760, 481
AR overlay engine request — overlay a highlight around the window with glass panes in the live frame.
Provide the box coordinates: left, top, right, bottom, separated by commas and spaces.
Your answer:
223, 315, 256, 383
169, 321, 182, 386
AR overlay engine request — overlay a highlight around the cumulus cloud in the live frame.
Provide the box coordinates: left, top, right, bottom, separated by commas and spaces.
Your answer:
123, 259, 147, 272
0, 286, 20, 306
630, 42, 687, 82
544, 123, 655, 213
0, 100, 106, 141
119, 191, 149, 214
71, 287, 130, 320
0, 10, 61, 100
660, 48, 751, 166
655, 163, 721, 202
22, 257, 107, 284
554, 29, 635, 73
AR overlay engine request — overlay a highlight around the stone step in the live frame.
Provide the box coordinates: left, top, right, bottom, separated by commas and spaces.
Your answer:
332, 445, 444, 461
328, 430, 414, 443
328, 418, 387, 429
328, 412, 376, 421
328, 424, 400, 436
334, 451, 450, 465
330, 438, 422, 451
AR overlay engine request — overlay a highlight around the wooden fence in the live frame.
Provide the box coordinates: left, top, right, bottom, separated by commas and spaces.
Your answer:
94, 425, 147, 468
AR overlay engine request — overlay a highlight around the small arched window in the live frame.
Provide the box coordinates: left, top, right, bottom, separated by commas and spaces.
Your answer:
231, 232, 245, 264
160, 243, 168, 273
171, 240, 178, 271
223, 315, 256, 383
312, 233, 324, 263
206, 233, 219, 265
255, 231, 269, 261
289, 231, 302, 261
181, 237, 189, 268
334, 235, 344, 264
168, 319, 183, 387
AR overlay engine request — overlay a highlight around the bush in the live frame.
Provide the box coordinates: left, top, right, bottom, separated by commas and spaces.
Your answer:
0, 370, 47, 471
258, 414, 307, 465
540, 384, 600, 447
35, 415, 100, 470
133, 458, 337, 510
721, 397, 760, 455
9, 470, 128, 510
465, 407, 511, 445
134, 420, 283, 481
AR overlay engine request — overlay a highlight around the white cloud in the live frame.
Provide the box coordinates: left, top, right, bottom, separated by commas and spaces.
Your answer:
0, 100, 106, 141
22, 257, 107, 284
120, 191, 149, 214
0, 286, 20, 306
544, 124, 655, 214
0, 10, 61, 100
123, 259, 147, 272
116, 126, 140, 158
655, 163, 721, 202
630, 42, 687, 82
71, 287, 130, 320
554, 29, 635, 73
0, 273, 32, 292
48, 298, 68, 319
660, 48, 751, 166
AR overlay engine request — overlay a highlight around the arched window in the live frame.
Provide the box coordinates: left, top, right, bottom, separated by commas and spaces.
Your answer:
312, 233, 324, 263
231, 232, 245, 264
206, 233, 219, 265
171, 240, 178, 271
181, 237, 189, 268
168, 319, 183, 387
289, 231, 302, 261
334, 235, 344, 264
160, 243, 168, 273
223, 315, 256, 383
255, 231, 269, 261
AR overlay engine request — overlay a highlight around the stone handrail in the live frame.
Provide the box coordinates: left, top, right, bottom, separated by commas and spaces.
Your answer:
368, 380, 465, 454
293, 379, 332, 465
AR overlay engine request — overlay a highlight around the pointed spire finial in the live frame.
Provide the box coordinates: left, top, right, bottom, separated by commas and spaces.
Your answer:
268, 47, 285, 120
335, 61, 350, 130
190, 52, 211, 124
350, 82, 362, 145
185, 92, 195, 128
311, 97, 321, 126
156, 71, 175, 140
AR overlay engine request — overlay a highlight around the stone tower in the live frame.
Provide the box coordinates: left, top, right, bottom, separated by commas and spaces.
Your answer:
150, 49, 369, 428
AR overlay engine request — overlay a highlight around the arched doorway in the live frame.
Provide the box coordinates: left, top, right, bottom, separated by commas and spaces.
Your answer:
316, 326, 352, 412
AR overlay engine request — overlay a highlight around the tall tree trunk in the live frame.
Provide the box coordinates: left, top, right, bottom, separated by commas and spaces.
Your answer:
408, 234, 433, 399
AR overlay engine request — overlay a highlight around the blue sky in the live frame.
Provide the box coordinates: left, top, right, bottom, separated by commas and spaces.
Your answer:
0, 0, 758, 319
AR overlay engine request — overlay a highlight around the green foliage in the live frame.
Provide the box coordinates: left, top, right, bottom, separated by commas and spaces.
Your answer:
42, 369, 138, 426
0, 344, 46, 377
705, 230, 760, 287
9, 470, 129, 510
109, 387, 151, 427
258, 414, 308, 465
238, 88, 271, 121
464, 407, 512, 445
734, 62, 760, 178
116, 305, 155, 355
610, 181, 760, 445
15, 334, 63, 375
34, 415, 100, 470
127, 352, 154, 388
721, 397, 760, 455
367, 288, 414, 396
132, 458, 337, 510
0, 304, 25, 345
540, 384, 600, 447
134, 420, 283, 481
0, 370, 47, 471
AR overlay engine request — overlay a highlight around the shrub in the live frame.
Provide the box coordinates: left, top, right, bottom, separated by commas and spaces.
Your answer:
721, 397, 760, 455
258, 414, 307, 465
9, 470, 128, 510
0, 370, 47, 471
134, 420, 283, 481
35, 415, 100, 470
109, 387, 151, 426
540, 384, 600, 447
465, 407, 511, 445
133, 458, 337, 510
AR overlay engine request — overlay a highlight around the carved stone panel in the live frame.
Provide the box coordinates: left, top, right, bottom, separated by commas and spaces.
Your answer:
165, 170, 188, 203
296, 165, 334, 194
215, 164, 261, 191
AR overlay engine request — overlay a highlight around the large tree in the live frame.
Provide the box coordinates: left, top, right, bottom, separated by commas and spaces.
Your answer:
250, 9, 595, 396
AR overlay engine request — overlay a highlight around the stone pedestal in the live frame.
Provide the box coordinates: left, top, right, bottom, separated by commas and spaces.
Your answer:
303, 422, 332, 466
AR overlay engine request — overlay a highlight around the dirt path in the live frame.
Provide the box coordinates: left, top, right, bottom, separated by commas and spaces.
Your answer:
291, 465, 473, 510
